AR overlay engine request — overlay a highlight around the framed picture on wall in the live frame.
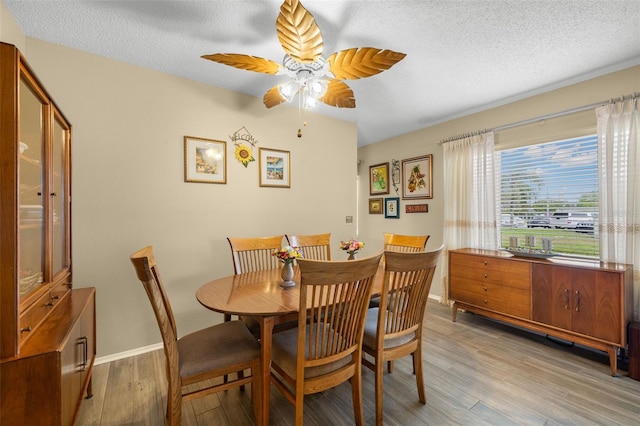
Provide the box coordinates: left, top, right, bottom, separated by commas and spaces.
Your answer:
259, 147, 290, 188
369, 198, 383, 214
184, 136, 227, 184
369, 162, 390, 195
384, 197, 400, 219
401, 154, 433, 199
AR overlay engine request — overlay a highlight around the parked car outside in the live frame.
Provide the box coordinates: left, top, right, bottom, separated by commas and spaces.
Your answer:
501, 213, 526, 228
549, 211, 594, 229
527, 215, 551, 228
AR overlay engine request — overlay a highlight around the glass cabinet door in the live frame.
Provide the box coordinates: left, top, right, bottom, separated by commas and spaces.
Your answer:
18, 78, 45, 299
52, 112, 70, 276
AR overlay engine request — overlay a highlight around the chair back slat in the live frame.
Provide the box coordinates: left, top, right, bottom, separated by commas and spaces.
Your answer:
227, 235, 284, 274
383, 232, 429, 253
286, 233, 331, 260
298, 253, 383, 365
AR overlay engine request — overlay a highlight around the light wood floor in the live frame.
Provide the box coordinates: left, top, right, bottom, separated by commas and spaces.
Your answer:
77, 300, 640, 425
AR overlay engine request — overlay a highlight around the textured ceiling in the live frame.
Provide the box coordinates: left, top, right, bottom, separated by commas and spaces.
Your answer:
5, 0, 640, 146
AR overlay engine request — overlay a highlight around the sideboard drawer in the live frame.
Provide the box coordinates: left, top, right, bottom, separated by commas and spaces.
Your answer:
450, 279, 530, 319
450, 261, 530, 290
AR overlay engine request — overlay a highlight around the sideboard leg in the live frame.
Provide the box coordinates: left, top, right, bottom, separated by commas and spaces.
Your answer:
607, 346, 618, 377
451, 302, 458, 322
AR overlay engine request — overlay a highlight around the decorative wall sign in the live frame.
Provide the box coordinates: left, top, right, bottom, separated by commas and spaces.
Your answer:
369, 198, 383, 214
391, 159, 400, 194
369, 162, 390, 195
230, 126, 258, 167
406, 204, 428, 213
184, 136, 226, 184
401, 154, 433, 199
384, 197, 400, 219
259, 147, 290, 188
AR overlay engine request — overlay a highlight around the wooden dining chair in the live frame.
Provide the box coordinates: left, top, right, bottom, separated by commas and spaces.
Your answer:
369, 232, 431, 311
227, 235, 284, 274
129, 246, 261, 426
383, 232, 430, 252
362, 246, 444, 426
285, 233, 331, 260
270, 252, 384, 426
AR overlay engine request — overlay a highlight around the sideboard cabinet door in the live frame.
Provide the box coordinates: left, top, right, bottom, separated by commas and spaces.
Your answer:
532, 264, 622, 344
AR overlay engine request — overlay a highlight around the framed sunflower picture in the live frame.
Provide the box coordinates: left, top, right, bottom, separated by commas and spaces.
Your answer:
401, 154, 433, 199
369, 162, 390, 195
184, 136, 226, 184
259, 147, 290, 188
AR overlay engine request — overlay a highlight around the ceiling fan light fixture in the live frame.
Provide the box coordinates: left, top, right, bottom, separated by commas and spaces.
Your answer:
202, 0, 406, 112
278, 79, 300, 102
307, 78, 328, 99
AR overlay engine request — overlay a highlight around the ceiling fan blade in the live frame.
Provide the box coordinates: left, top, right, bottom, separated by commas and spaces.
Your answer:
276, 0, 323, 63
320, 80, 356, 108
202, 53, 281, 75
263, 86, 288, 108
327, 48, 406, 80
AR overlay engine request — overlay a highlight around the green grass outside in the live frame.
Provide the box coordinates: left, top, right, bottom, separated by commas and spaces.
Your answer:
501, 227, 598, 258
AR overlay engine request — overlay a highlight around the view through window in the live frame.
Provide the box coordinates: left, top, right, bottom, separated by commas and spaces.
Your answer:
497, 135, 599, 258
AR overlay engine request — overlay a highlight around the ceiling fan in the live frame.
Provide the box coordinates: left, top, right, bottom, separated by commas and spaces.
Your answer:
202, 0, 406, 111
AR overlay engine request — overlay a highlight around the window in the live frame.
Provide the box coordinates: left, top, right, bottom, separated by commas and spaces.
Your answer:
497, 135, 599, 257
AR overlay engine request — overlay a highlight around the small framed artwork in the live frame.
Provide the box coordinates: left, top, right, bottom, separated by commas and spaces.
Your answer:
384, 197, 400, 219
369, 162, 390, 195
259, 147, 290, 188
369, 198, 383, 214
401, 154, 433, 199
184, 136, 226, 184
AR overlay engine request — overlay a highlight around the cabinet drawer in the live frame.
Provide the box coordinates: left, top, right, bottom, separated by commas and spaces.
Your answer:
450, 279, 531, 319
451, 252, 530, 274
450, 264, 529, 290
19, 293, 55, 345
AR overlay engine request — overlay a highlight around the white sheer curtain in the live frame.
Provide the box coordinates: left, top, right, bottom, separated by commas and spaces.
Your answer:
440, 132, 499, 304
597, 97, 640, 321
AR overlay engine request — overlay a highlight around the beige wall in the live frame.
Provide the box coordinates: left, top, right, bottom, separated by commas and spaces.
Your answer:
0, 0, 24, 50
2, 7, 358, 357
357, 65, 640, 299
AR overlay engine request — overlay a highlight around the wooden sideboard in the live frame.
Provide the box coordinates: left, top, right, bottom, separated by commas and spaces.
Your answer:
448, 248, 633, 376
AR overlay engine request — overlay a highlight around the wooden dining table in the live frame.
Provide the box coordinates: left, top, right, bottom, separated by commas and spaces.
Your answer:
195, 263, 384, 426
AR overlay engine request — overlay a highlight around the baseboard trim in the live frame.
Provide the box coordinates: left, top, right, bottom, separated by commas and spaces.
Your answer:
95, 342, 163, 365
95, 295, 443, 365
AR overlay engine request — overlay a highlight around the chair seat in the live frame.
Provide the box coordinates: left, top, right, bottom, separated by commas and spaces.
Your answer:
271, 324, 352, 380
362, 308, 416, 350
178, 320, 261, 379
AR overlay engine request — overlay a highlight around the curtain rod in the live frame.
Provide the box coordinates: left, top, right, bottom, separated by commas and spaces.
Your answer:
440, 92, 638, 144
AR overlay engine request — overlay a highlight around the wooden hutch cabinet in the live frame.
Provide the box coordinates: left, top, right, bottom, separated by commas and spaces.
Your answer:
0, 42, 96, 425
449, 248, 633, 376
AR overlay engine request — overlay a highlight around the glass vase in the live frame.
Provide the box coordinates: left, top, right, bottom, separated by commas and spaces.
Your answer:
280, 262, 295, 287
347, 252, 356, 260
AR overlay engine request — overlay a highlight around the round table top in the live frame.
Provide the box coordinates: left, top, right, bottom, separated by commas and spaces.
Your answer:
196, 264, 384, 317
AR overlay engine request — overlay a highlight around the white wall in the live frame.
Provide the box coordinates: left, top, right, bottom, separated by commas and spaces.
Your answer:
357, 65, 640, 299
2, 12, 358, 356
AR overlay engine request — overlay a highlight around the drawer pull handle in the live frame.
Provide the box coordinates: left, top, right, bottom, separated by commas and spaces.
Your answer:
483, 261, 488, 266
483, 299, 488, 304
79, 336, 89, 371
45, 301, 54, 307
575, 291, 580, 312
564, 289, 569, 310
20, 326, 32, 333
483, 274, 488, 279
483, 287, 488, 291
